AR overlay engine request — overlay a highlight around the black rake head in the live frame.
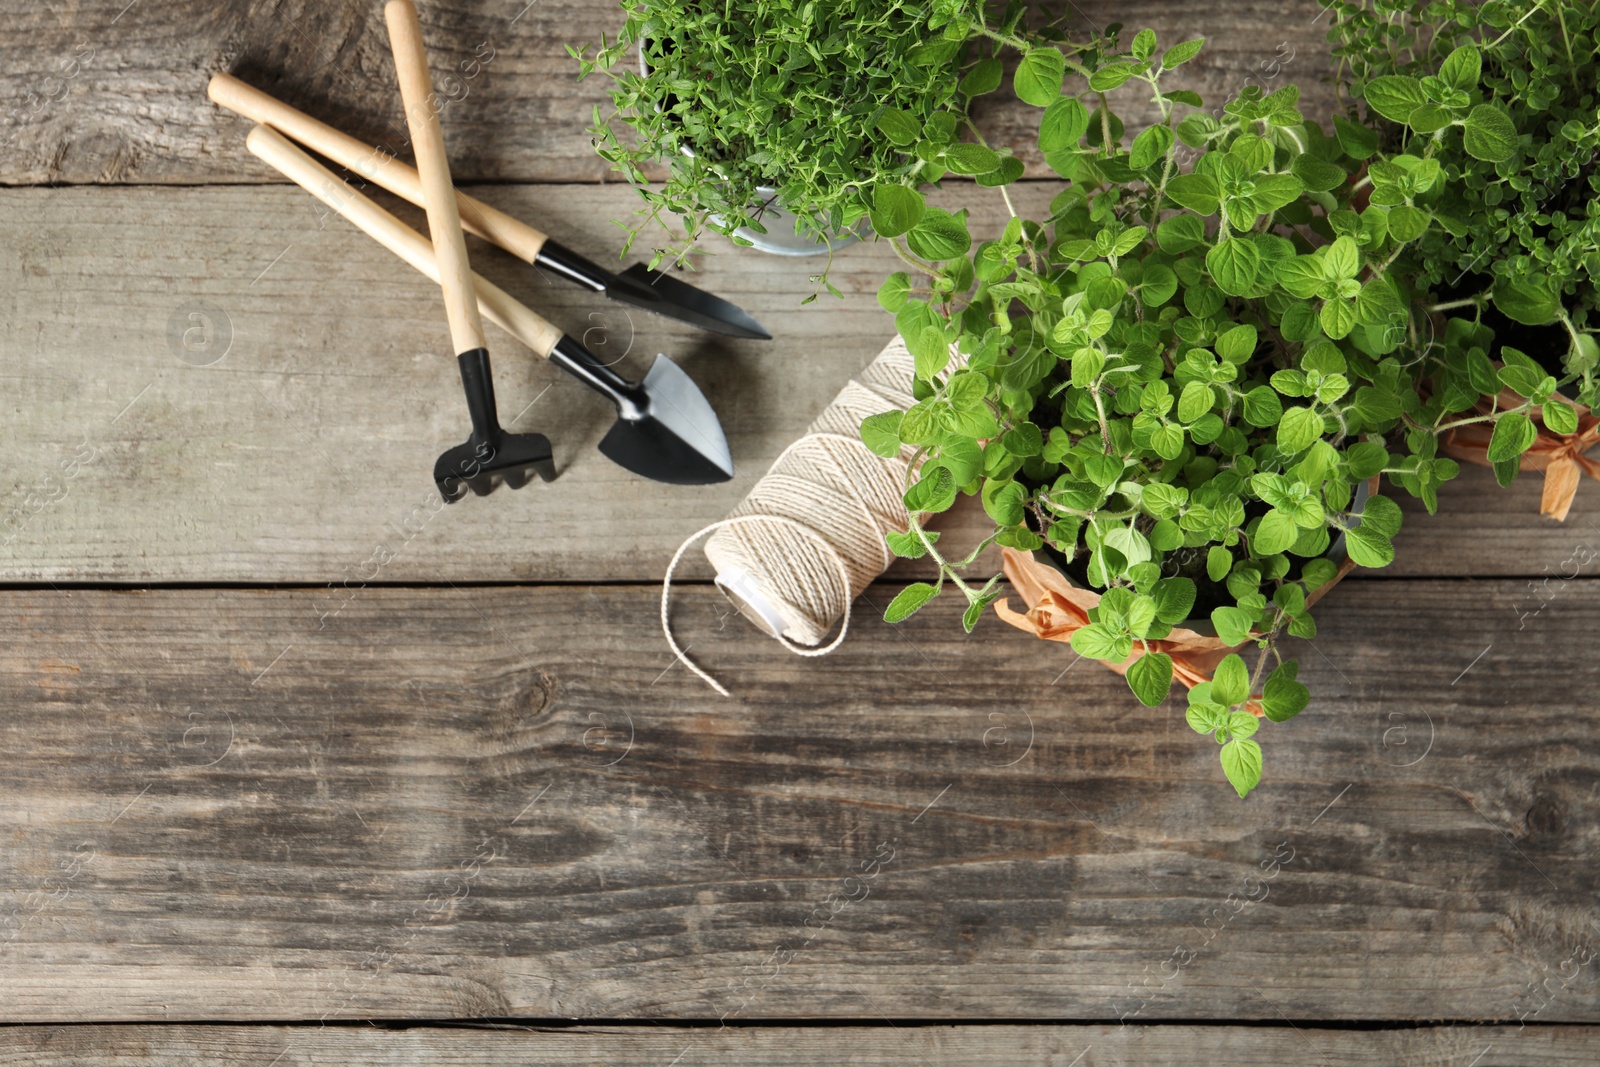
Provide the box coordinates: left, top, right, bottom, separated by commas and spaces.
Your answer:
434, 348, 556, 503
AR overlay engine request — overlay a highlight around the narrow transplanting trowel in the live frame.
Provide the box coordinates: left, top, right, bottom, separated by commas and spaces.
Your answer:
248, 124, 734, 487
207, 71, 771, 341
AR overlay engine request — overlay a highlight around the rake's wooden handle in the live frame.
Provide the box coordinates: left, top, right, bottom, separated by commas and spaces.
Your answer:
207, 73, 549, 262
386, 0, 483, 355
246, 125, 563, 358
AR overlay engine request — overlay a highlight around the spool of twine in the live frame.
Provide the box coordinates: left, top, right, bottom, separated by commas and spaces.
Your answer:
661, 337, 920, 694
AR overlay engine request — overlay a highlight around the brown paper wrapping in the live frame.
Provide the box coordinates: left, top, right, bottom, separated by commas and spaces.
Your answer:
992, 505, 1365, 702
1440, 387, 1600, 522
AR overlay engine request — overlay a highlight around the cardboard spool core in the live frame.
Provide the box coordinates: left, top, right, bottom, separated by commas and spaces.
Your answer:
713, 567, 789, 641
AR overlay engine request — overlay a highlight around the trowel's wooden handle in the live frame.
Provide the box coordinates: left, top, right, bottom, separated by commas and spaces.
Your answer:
386, 0, 483, 355
206, 73, 549, 262
246, 125, 563, 358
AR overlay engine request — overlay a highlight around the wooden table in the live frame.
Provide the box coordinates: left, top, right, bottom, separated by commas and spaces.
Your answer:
3, 1, 1597, 1062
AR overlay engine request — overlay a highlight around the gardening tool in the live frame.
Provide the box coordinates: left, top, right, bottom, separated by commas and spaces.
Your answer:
207, 72, 771, 341
383, 0, 560, 502
247, 124, 734, 486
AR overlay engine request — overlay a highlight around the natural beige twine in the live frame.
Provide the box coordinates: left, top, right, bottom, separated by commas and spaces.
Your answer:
661, 337, 920, 694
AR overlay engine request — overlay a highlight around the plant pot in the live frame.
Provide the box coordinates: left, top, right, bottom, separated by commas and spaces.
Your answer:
1440, 382, 1600, 521
638, 36, 865, 257
992, 477, 1379, 693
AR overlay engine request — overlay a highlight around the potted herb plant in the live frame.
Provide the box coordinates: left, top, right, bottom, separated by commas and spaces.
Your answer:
568, 0, 1025, 292
859, 26, 1457, 796
1320, 0, 1600, 519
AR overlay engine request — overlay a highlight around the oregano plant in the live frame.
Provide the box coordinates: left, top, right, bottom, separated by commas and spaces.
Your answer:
862, 25, 1452, 797
1322, 0, 1600, 482
569, 0, 1027, 296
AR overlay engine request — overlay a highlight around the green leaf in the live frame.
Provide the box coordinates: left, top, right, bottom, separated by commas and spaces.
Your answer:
1150, 422, 1186, 461
875, 108, 920, 147
1212, 606, 1255, 646
885, 529, 929, 559
1127, 652, 1174, 707
1438, 43, 1481, 92
1354, 278, 1404, 327
959, 57, 1003, 97
1156, 214, 1207, 253
1104, 524, 1153, 567
1320, 298, 1356, 340
1250, 174, 1304, 213
1178, 381, 1215, 423
1131, 28, 1158, 61
1142, 481, 1187, 519
1220, 738, 1263, 798
1408, 104, 1452, 135
1544, 400, 1580, 436
1038, 96, 1090, 152
1089, 63, 1137, 91
1160, 38, 1204, 69
1166, 174, 1220, 216
1071, 621, 1125, 660
1292, 155, 1347, 193
1326, 236, 1360, 279
1493, 277, 1561, 326
976, 156, 1025, 188
1253, 509, 1297, 555
1462, 105, 1518, 163
1276, 406, 1323, 454
1262, 663, 1310, 722
945, 143, 1002, 175
1225, 712, 1259, 744
884, 582, 939, 623
1215, 324, 1257, 364
1140, 263, 1178, 306
1242, 386, 1283, 428
870, 185, 926, 239
1206, 238, 1261, 296
877, 272, 911, 313
1130, 123, 1175, 170
1387, 204, 1430, 242
1485, 412, 1537, 463
1014, 47, 1066, 106
1344, 441, 1389, 480
1152, 577, 1197, 624
1364, 75, 1426, 124
909, 323, 950, 379
906, 208, 971, 261
903, 464, 956, 513
1358, 493, 1403, 538
1207, 545, 1233, 583
1187, 701, 1229, 735
1345, 523, 1394, 568
1211, 653, 1250, 706
981, 478, 1026, 526
860, 411, 904, 458
1333, 115, 1379, 160
1275, 257, 1324, 299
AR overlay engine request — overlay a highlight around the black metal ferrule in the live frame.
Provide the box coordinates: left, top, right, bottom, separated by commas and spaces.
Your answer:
547, 335, 645, 419
455, 348, 501, 446
534, 239, 611, 293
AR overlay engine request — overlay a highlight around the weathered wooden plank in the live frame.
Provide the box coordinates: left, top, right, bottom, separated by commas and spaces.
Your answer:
0, 0, 1336, 186
5, 181, 1598, 585
0, 581, 1594, 1022
1, 1023, 1597, 1066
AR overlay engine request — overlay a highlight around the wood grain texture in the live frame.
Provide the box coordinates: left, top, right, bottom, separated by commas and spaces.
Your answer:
5, 181, 1599, 585
0, 582, 1594, 1022
0, 0, 1338, 186
1, 1023, 1597, 1066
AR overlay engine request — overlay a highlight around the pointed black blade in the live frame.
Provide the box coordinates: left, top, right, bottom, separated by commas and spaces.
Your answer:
596, 355, 734, 485
610, 263, 772, 340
